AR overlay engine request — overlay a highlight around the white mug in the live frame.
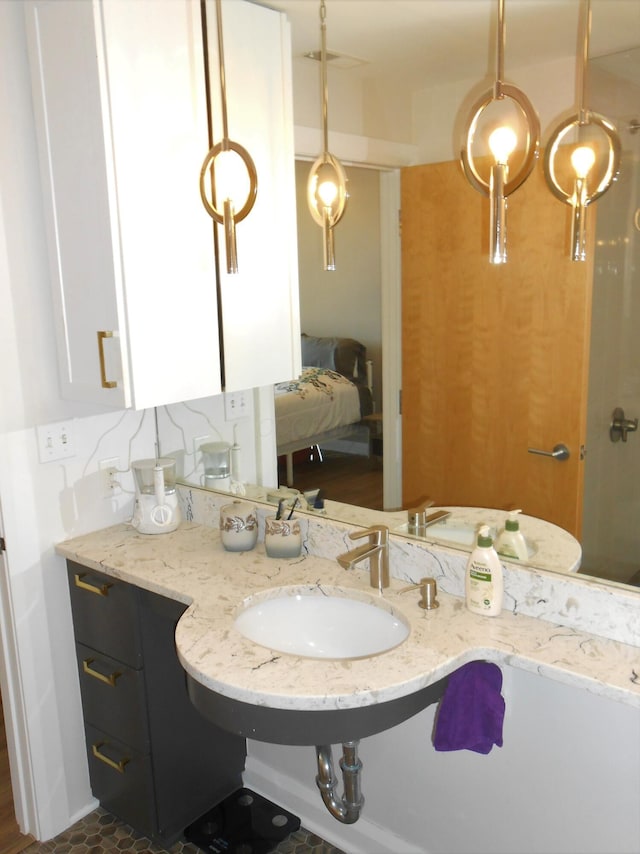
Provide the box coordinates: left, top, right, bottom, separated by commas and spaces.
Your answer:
220, 502, 258, 552
264, 516, 302, 559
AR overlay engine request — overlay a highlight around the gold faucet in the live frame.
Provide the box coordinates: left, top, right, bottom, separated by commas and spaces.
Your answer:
336, 525, 389, 590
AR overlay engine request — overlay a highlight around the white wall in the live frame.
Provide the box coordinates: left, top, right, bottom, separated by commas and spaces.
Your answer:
245, 666, 640, 854
291, 56, 414, 146
411, 56, 577, 165
292, 43, 577, 167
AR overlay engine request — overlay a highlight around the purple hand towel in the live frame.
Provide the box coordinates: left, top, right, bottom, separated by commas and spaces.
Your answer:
433, 661, 505, 754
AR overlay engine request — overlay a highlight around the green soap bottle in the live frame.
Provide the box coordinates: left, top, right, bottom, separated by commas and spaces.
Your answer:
496, 510, 528, 561
465, 525, 504, 616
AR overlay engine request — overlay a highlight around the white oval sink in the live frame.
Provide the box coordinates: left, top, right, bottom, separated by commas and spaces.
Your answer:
234, 586, 410, 660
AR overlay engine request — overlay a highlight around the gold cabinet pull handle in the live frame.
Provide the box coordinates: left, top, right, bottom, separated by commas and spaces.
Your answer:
97, 330, 117, 389
82, 658, 121, 687
92, 742, 129, 774
73, 572, 112, 597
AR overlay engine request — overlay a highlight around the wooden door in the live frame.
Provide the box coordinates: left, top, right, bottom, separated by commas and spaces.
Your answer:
401, 159, 594, 538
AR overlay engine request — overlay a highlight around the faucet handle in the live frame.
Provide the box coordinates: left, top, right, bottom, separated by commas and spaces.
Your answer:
348, 524, 389, 546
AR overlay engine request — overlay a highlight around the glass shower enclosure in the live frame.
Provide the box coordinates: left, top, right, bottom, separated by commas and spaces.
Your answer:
582, 47, 640, 586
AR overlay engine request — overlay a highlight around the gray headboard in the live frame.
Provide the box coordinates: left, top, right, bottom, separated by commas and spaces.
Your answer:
301, 334, 367, 383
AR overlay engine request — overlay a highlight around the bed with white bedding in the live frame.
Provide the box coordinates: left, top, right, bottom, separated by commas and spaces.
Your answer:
275, 334, 374, 485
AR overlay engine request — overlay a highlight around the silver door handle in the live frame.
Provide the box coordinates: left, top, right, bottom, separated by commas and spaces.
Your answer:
610, 407, 638, 443
527, 443, 570, 461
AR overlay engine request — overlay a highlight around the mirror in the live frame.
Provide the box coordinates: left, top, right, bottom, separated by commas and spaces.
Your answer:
278, 159, 385, 510
161, 0, 640, 594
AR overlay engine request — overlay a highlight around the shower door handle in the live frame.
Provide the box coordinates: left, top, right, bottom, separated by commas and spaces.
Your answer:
527, 443, 570, 461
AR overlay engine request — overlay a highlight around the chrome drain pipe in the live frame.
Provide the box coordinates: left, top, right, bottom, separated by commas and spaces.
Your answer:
315, 741, 364, 824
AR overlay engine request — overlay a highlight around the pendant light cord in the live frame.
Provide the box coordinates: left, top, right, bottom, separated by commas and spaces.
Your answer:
215, 0, 230, 144
578, 0, 591, 123
199, 0, 226, 384
320, 0, 329, 155
494, 0, 505, 97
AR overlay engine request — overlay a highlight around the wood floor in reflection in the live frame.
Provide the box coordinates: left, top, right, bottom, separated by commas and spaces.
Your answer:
277, 450, 384, 511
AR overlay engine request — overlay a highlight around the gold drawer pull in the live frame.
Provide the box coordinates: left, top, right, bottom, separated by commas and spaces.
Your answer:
92, 742, 129, 774
74, 573, 112, 597
97, 330, 117, 389
82, 658, 121, 687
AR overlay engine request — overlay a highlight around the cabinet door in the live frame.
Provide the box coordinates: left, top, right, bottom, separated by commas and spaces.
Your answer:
26, 0, 129, 407
26, 0, 223, 409
205, 0, 302, 390
99, 0, 223, 409
27, 0, 300, 407
137, 588, 245, 841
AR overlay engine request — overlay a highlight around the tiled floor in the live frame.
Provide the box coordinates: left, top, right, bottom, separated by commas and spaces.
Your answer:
20, 806, 345, 854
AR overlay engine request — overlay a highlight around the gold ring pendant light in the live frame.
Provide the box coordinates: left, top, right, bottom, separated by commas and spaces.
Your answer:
461, 0, 540, 265
199, 0, 258, 273
307, 0, 348, 271
543, 0, 621, 262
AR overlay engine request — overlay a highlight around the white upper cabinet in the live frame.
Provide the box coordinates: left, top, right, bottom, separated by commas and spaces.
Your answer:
25, 0, 300, 409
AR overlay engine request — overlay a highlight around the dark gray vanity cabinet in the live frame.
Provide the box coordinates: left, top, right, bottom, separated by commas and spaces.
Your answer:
66, 561, 246, 846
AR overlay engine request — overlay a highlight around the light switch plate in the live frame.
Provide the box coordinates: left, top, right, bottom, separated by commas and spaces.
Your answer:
224, 390, 251, 420
36, 421, 75, 463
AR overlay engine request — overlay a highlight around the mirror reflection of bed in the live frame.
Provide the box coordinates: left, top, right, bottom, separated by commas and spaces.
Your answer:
276, 162, 384, 510
275, 334, 384, 509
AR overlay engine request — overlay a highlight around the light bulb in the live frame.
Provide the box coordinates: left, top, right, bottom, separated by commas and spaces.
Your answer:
569, 145, 596, 263
317, 179, 338, 207
214, 149, 250, 207
570, 145, 596, 179
488, 126, 517, 165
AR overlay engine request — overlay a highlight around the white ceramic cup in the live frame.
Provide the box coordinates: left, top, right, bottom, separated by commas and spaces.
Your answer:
220, 501, 258, 552
264, 516, 302, 559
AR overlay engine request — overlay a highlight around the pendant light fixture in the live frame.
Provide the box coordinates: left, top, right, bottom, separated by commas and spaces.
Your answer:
199, 0, 258, 273
543, 0, 620, 262
460, 0, 540, 264
307, 0, 348, 272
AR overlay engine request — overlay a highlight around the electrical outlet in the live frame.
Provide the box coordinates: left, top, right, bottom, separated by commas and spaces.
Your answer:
224, 390, 251, 421
99, 458, 121, 498
193, 435, 211, 455
36, 421, 75, 463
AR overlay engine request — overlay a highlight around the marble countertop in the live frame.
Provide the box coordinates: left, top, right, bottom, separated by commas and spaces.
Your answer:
388, 506, 582, 573
56, 521, 640, 712
234, 488, 581, 573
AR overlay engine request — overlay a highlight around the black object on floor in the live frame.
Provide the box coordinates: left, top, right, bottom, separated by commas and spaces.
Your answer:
184, 787, 301, 853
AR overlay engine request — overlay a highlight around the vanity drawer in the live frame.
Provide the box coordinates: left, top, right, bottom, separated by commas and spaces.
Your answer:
84, 723, 156, 840
67, 562, 143, 668
75, 642, 149, 752
67, 559, 246, 846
